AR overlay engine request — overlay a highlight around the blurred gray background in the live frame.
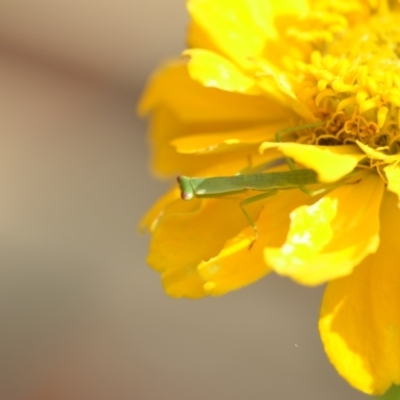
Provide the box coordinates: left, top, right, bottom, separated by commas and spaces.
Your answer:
0, 2, 367, 399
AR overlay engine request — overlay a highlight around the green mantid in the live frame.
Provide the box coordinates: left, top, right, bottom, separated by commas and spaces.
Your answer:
177, 123, 359, 244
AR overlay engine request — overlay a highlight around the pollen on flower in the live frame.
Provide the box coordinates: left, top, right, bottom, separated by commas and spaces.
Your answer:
260, 9, 400, 164
248, 5, 400, 194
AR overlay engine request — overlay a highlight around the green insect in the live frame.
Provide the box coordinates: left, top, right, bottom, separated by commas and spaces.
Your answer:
177, 123, 329, 244
175, 122, 363, 246
177, 166, 319, 243
178, 168, 318, 200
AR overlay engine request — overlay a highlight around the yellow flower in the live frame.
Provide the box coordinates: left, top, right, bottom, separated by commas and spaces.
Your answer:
138, 0, 400, 395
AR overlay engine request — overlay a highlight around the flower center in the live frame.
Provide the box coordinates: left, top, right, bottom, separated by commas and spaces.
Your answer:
289, 10, 400, 153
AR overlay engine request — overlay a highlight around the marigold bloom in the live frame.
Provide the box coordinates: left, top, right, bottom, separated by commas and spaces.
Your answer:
138, 0, 400, 395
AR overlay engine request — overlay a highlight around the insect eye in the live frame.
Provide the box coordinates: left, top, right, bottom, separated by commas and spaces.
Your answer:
177, 176, 195, 200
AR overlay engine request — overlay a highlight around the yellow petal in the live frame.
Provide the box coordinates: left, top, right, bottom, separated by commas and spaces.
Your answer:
384, 163, 400, 201
171, 122, 288, 154
253, 59, 317, 120
145, 106, 230, 176
187, 0, 308, 69
319, 192, 400, 395
198, 189, 312, 296
138, 62, 289, 175
265, 173, 384, 285
147, 108, 257, 176
149, 107, 273, 176
147, 195, 260, 298
138, 61, 288, 123
188, 0, 314, 121
187, 20, 220, 52
260, 142, 364, 182
139, 187, 182, 233
183, 49, 261, 94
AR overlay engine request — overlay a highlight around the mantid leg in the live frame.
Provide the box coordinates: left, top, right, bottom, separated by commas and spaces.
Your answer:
275, 123, 333, 197
240, 190, 278, 248
239, 157, 287, 175
236, 124, 324, 247
275, 121, 325, 144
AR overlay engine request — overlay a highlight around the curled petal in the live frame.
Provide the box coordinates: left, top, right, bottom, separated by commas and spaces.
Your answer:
320, 192, 400, 395
260, 142, 364, 182
357, 141, 400, 163
265, 173, 384, 285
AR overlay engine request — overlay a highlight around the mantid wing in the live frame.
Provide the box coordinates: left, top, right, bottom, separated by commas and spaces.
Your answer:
180, 169, 318, 198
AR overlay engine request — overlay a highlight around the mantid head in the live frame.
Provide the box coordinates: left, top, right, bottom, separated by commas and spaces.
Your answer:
177, 176, 194, 200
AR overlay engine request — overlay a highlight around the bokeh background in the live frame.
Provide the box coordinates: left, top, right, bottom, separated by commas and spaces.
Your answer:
0, 2, 368, 399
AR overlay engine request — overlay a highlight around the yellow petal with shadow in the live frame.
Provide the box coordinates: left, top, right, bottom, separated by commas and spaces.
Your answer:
138, 62, 291, 175
146, 107, 256, 176
183, 49, 261, 94
139, 187, 182, 233
265, 173, 384, 285
187, 20, 220, 53
147, 194, 264, 298
138, 62, 288, 123
171, 122, 288, 154
198, 189, 313, 296
187, 0, 308, 70
253, 59, 317, 121
319, 192, 400, 395
186, 0, 312, 118
260, 142, 364, 182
